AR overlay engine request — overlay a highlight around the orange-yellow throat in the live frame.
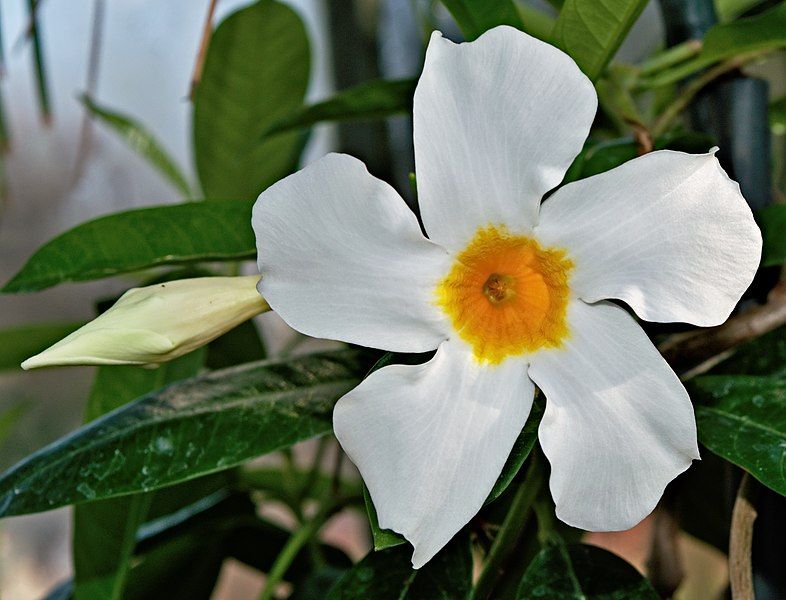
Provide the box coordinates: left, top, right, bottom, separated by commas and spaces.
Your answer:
436, 225, 573, 365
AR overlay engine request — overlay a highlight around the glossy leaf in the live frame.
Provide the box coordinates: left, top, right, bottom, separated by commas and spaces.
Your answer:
757, 204, 786, 267
0, 349, 375, 517
73, 352, 204, 600
327, 535, 472, 599
193, 0, 310, 199
710, 324, 786, 379
441, 0, 526, 40
81, 95, 193, 198
264, 79, 416, 138
552, 0, 648, 81
516, 543, 658, 599
690, 376, 786, 497
640, 3, 786, 87
2, 200, 255, 293
0, 322, 83, 370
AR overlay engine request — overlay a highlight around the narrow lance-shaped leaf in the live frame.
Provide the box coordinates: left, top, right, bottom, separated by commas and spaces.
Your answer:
80, 95, 194, 198
263, 79, 417, 138
551, 0, 648, 81
193, 0, 310, 199
640, 3, 786, 88
0, 349, 376, 517
516, 543, 658, 598
2, 200, 255, 294
689, 375, 786, 497
73, 351, 204, 600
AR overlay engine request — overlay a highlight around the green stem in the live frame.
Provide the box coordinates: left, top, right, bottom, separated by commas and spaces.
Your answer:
638, 40, 702, 77
26, 0, 50, 124
470, 457, 544, 600
258, 500, 336, 600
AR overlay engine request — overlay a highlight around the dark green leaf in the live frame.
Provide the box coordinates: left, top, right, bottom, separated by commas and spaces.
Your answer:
0, 403, 27, 446
2, 200, 255, 293
640, 3, 786, 87
265, 79, 416, 138
205, 319, 266, 369
552, 0, 648, 81
441, 0, 526, 40
193, 0, 310, 199
80, 95, 193, 198
0, 349, 375, 517
364, 486, 406, 550
73, 351, 204, 600
690, 375, 786, 497
516, 543, 658, 599
772, 95, 786, 135
0, 322, 83, 370
757, 204, 786, 267
327, 534, 472, 599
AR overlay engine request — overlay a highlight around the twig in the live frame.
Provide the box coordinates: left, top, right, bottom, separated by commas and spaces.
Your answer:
729, 473, 758, 600
659, 282, 786, 376
26, 0, 50, 124
650, 53, 760, 138
189, 0, 219, 100
71, 0, 106, 185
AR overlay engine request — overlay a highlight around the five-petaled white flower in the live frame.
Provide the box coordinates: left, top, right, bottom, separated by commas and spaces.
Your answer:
252, 27, 761, 567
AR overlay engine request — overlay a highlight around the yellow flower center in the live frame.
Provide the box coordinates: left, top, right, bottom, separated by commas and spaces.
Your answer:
435, 225, 573, 365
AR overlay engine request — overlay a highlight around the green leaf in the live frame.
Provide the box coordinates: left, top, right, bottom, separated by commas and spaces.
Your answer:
757, 204, 786, 267
715, 0, 768, 23
327, 534, 472, 599
771, 95, 786, 135
551, 0, 648, 81
690, 375, 786, 496
364, 486, 406, 551
205, 319, 266, 369
0, 322, 83, 370
516, 543, 658, 599
73, 351, 204, 600
640, 3, 786, 87
441, 0, 526, 40
264, 79, 416, 138
2, 200, 255, 293
193, 0, 310, 199
710, 324, 786, 378
80, 95, 193, 198
0, 349, 375, 517
0, 403, 27, 446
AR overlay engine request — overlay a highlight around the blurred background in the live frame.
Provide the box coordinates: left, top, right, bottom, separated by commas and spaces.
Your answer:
0, 1, 782, 598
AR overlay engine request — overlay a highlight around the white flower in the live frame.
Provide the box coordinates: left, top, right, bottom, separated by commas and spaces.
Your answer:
22, 276, 268, 368
252, 27, 761, 567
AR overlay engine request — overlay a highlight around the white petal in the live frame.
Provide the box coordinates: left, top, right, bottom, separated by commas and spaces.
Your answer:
334, 341, 533, 568
535, 150, 762, 326
253, 153, 451, 353
528, 300, 699, 531
413, 26, 597, 251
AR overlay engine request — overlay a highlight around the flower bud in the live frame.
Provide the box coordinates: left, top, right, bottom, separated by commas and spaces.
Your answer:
22, 276, 269, 369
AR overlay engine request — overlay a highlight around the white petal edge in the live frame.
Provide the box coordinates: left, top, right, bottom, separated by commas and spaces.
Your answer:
253, 153, 452, 353
534, 150, 762, 327
413, 26, 597, 252
528, 300, 700, 531
334, 341, 534, 568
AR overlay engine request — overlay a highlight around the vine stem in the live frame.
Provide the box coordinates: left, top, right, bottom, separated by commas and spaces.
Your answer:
650, 52, 761, 138
729, 473, 758, 600
470, 457, 543, 600
258, 499, 337, 600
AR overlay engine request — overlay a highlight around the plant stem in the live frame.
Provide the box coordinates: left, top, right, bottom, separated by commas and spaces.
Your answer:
26, 0, 50, 124
258, 500, 336, 600
650, 53, 760, 138
729, 473, 758, 600
190, 0, 219, 99
638, 40, 702, 77
471, 457, 543, 600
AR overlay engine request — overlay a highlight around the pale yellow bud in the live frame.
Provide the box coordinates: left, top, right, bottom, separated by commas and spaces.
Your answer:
22, 276, 269, 369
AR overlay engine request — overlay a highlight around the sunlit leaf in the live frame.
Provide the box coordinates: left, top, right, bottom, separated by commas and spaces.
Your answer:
81, 95, 193, 198
327, 534, 472, 599
516, 543, 658, 598
552, 0, 648, 81
2, 200, 255, 293
264, 79, 416, 138
193, 0, 310, 199
0, 322, 83, 370
640, 3, 786, 87
0, 349, 375, 517
690, 375, 786, 497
